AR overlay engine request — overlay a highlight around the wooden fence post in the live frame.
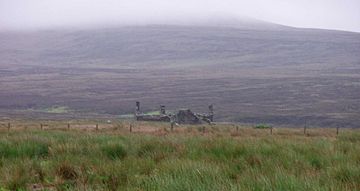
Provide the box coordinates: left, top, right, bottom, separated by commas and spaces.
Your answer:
96, 124, 99, 131
130, 124, 132, 133
7, 123, 10, 131
171, 123, 174, 132
304, 121, 307, 135
336, 126, 339, 135
202, 126, 206, 133
236, 126, 239, 132
40, 124, 43, 130
67, 123, 70, 130
270, 127, 273, 135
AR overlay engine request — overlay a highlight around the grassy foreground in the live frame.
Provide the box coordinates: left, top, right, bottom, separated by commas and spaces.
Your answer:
0, 124, 359, 190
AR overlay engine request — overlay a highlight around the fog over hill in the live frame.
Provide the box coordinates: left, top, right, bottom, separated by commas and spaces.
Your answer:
0, 20, 359, 127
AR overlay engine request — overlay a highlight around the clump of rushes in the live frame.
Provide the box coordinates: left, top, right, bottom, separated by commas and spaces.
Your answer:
0, 139, 49, 158
137, 140, 177, 163
101, 143, 127, 160
6, 165, 28, 191
56, 162, 78, 181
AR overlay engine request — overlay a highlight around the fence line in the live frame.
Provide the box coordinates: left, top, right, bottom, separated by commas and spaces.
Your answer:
0, 121, 353, 136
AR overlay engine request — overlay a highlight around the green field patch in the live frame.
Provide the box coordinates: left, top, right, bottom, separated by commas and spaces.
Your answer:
27, 106, 71, 114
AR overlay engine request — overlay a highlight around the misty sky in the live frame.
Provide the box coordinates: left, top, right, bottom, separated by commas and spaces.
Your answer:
1, 0, 359, 32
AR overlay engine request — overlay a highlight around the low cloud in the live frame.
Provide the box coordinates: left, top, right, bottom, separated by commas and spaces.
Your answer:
0, 0, 359, 32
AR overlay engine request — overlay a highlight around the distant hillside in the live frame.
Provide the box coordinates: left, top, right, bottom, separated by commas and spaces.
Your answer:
0, 22, 359, 127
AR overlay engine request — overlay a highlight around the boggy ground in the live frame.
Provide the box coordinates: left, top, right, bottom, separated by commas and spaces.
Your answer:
0, 121, 359, 190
